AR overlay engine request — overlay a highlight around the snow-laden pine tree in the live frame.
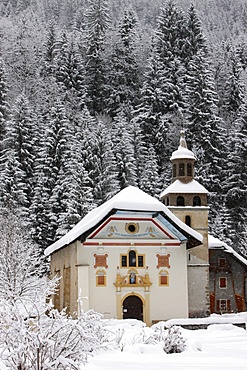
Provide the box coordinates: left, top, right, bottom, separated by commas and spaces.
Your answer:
184, 50, 226, 226
222, 45, 245, 125
0, 94, 36, 217
0, 58, 8, 141
0, 58, 9, 177
184, 3, 207, 65
134, 1, 188, 171
185, 51, 224, 190
52, 139, 95, 240
81, 117, 120, 206
42, 21, 57, 76
30, 98, 69, 246
139, 143, 162, 198
105, 7, 141, 117
213, 43, 245, 128
130, 118, 149, 182
135, 53, 168, 144
154, 0, 187, 111
7, 12, 46, 103
31, 101, 96, 247
224, 102, 247, 253
111, 110, 138, 189
84, 0, 111, 113
54, 30, 86, 104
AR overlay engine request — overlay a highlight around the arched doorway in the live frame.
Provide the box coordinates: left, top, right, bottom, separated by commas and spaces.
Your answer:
123, 295, 143, 321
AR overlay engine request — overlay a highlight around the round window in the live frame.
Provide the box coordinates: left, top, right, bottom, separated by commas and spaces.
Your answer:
125, 222, 139, 234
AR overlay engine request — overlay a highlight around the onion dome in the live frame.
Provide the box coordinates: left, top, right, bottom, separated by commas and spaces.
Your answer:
170, 130, 195, 161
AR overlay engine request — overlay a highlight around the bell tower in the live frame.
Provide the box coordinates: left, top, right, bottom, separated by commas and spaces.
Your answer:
160, 130, 210, 317
171, 130, 195, 184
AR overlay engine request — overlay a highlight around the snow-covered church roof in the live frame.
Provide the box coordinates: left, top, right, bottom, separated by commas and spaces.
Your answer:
45, 186, 203, 256
160, 179, 208, 198
208, 234, 247, 267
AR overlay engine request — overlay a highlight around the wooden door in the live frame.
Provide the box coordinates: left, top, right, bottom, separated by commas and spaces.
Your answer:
123, 295, 143, 321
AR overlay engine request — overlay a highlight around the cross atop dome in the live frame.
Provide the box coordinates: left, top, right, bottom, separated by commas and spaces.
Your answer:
179, 130, 187, 149
170, 131, 195, 162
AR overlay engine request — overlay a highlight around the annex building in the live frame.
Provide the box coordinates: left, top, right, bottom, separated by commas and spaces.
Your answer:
45, 131, 247, 325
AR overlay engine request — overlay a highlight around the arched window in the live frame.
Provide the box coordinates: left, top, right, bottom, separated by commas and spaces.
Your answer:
96, 269, 106, 286
179, 163, 185, 176
172, 164, 177, 177
185, 215, 191, 227
129, 250, 137, 267
166, 197, 169, 206
193, 196, 201, 206
121, 250, 145, 268
177, 196, 185, 206
187, 163, 192, 176
159, 270, 169, 286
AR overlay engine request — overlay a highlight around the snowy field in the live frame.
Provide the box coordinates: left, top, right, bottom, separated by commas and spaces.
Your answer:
85, 317, 247, 370
1, 315, 247, 369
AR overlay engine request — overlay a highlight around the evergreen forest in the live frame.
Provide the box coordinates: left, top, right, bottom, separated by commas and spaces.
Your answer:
0, 0, 246, 257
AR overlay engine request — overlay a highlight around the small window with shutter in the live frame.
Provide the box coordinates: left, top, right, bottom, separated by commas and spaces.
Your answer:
217, 299, 230, 312
96, 269, 106, 286
159, 270, 169, 286
219, 277, 227, 289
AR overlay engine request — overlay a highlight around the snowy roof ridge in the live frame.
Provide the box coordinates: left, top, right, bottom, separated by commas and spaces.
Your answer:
45, 186, 203, 256
208, 234, 247, 267
160, 179, 208, 198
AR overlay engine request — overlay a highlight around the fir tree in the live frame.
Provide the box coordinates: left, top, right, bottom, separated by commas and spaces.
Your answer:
139, 143, 162, 198
84, 0, 111, 113
154, 1, 186, 114
0, 58, 8, 140
111, 110, 137, 189
1, 94, 36, 216
82, 117, 120, 206
42, 21, 57, 77
223, 46, 245, 124
185, 3, 207, 65
54, 31, 85, 98
130, 117, 149, 186
0, 58, 9, 173
185, 51, 224, 192
224, 102, 247, 253
136, 53, 168, 142
30, 98, 69, 246
214, 43, 245, 126
134, 1, 188, 168
105, 8, 141, 117
55, 157, 94, 239
184, 51, 226, 226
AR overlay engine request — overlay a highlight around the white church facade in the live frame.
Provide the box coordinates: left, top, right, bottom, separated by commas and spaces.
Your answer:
45, 131, 246, 324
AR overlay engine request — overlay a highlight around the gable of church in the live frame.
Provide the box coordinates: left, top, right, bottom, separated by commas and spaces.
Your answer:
83, 210, 187, 247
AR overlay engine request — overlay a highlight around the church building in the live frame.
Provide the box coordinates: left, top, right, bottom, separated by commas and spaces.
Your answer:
45, 131, 247, 324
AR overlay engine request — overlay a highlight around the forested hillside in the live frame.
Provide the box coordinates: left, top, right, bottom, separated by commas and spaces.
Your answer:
0, 0, 246, 256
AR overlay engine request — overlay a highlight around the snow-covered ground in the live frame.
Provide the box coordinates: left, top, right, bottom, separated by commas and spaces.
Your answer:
84, 315, 247, 370
1, 314, 247, 369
